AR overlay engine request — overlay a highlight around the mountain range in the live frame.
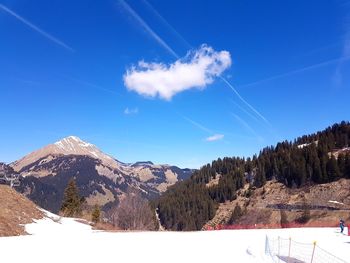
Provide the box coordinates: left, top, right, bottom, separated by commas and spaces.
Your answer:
5, 136, 193, 213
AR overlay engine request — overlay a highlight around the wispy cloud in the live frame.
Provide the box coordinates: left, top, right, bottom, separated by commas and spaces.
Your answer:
334, 3, 350, 86
119, 0, 272, 131
124, 45, 231, 100
229, 99, 258, 122
17, 79, 41, 86
183, 116, 213, 134
333, 67, 343, 86
65, 76, 119, 95
231, 113, 263, 142
183, 116, 225, 143
221, 77, 270, 126
0, 4, 74, 52
124, 107, 139, 115
239, 55, 350, 89
118, 0, 178, 58
141, 0, 192, 49
121, 1, 271, 126
205, 134, 224, 142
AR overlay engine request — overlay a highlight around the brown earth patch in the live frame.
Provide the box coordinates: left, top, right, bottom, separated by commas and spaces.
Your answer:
0, 185, 43, 236
92, 222, 121, 231
204, 179, 350, 229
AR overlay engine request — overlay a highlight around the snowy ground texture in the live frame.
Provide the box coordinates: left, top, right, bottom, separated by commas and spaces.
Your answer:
0, 211, 349, 263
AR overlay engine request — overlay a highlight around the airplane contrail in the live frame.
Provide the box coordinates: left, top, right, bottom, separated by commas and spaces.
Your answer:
238, 55, 350, 89
183, 116, 213, 134
333, 7, 350, 87
231, 113, 263, 142
64, 76, 120, 95
136, 1, 270, 125
142, 0, 192, 50
0, 4, 74, 52
118, 0, 179, 58
229, 99, 259, 122
118, 0, 271, 127
221, 76, 271, 126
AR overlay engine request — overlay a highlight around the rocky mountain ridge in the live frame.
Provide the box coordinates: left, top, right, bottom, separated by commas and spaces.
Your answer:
7, 136, 193, 213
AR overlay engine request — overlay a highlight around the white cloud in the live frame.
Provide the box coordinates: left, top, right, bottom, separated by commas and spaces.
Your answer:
118, 0, 270, 127
205, 134, 224, 142
123, 45, 231, 100
124, 107, 138, 115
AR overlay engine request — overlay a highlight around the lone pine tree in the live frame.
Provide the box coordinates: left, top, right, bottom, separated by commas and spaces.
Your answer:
228, 204, 243, 225
60, 179, 84, 217
91, 204, 101, 224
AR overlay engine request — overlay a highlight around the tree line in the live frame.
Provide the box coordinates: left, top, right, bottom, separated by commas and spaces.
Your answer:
154, 121, 350, 230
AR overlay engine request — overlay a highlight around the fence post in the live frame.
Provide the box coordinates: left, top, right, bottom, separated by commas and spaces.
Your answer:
265, 235, 269, 255
278, 236, 280, 263
287, 237, 291, 263
310, 241, 316, 263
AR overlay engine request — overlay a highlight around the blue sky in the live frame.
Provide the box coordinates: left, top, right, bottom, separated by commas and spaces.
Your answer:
0, 0, 349, 168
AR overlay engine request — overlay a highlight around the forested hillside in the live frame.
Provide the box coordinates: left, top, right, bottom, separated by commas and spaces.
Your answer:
154, 121, 350, 230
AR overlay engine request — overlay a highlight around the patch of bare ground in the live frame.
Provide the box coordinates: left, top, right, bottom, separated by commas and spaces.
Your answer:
92, 222, 122, 232
0, 185, 43, 236
204, 179, 350, 229
75, 212, 121, 232
205, 174, 221, 188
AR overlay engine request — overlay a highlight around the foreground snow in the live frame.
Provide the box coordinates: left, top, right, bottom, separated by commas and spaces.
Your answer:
0, 211, 349, 263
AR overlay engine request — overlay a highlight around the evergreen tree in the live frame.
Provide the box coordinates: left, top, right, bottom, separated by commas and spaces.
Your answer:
338, 154, 346, 177
254, 162, 266, 188
91, 204, 101, 224
280, 210, 288, 227
345, 153, 350, 178
326, 155, 340, 181
60, 179, 84, 217
320, 154, 329, 183
228, 204, 243, 225
272, 158, 279, 180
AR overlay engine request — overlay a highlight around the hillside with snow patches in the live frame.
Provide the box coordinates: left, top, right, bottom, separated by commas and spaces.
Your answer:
1, 183, 348, 262
12, 136, 192, 182
12, 136, 123, 172
0, 209, 349, 263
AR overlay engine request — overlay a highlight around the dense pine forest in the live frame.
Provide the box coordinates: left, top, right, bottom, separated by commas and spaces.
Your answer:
154, 121, 350, 231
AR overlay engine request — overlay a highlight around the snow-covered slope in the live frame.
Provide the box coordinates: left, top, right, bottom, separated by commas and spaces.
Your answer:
1, 212, 349, 263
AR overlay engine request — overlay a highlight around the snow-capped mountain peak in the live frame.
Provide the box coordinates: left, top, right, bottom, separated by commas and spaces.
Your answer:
9, 136, 193, 208
54, 136, 97, 155
12, 136, 119, 171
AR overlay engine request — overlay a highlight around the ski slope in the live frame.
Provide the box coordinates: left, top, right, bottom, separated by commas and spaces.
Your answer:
0, 211, 348, 263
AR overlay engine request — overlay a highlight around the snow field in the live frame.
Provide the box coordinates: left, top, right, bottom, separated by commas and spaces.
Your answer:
0, 212, 349, 263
